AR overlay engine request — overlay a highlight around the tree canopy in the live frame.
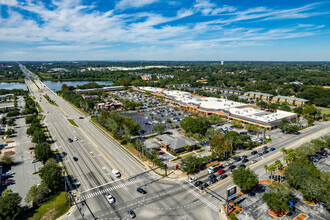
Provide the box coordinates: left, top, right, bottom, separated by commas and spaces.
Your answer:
0, 189, 22, 220
232, 167, 259, 192
35, 142, 53, 163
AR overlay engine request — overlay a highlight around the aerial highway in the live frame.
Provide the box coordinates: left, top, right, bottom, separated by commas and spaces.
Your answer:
20, 64, 330, 220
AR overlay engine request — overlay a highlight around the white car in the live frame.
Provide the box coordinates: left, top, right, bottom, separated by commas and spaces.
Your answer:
74, 137, 78, 141
251, 160, 258, 164
6, 171, 15, 176
106, 194, 115, 204
188, 177, 197, 183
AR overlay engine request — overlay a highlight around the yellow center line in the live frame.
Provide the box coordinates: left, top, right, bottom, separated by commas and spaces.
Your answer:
207, 128, 329, 192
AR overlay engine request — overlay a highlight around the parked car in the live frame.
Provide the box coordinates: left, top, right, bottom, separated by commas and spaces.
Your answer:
262, 146, 268, 150
158, 151, 165, 155
5, 171, 15, 176
240, 164, 246, 168
251, 151, 257, 155
242, 155, 248, 159
79, 117, 84, 119
219, 174, 228, 180
68, 138, 73, 142
137, 187, 147, 194
73, 157, 78, 161
188, 177, 197, 183
251, 160, 258, 164
127, 209, 136, 219
263, 150, 269, 154
242, 158, 249, 163
229, 165, 236, 170
74, 137, 78, 141
257, 153, 263, 157
270, 147, 276, 151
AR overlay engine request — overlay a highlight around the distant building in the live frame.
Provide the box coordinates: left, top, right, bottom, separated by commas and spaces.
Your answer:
156, 134, 195, 153
221, 61, 224, 65
272, 96, 308, 106
97, 102, 122, 110
0, 94, 14, 102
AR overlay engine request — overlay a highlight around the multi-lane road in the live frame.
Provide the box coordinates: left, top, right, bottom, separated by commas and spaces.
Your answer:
20, 64, 330, 220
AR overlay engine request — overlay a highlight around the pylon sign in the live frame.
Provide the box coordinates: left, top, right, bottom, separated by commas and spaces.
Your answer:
227, 185, 237, 201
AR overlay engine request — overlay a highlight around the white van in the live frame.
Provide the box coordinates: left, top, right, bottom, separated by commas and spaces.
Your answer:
112, 169, 121, 178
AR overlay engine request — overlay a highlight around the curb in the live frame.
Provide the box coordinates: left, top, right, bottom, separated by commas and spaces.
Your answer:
56, 205, 77, 220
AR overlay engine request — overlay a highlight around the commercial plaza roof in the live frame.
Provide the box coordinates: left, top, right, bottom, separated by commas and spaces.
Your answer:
138, 87, 296, 127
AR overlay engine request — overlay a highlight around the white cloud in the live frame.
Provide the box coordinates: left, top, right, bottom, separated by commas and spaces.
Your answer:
0, 0, 17, 6
36, 45, 110, 51
116, 0, 159, 10
0, 0, 327, 60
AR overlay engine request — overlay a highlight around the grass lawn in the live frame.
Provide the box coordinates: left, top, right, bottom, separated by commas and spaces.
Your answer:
320, 108, 330, 120
67, 119, 79, 127
29, 192, 70, 220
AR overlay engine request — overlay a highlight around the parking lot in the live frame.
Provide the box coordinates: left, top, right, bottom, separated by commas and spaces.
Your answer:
123, 107, 188, 136
313, 153, 329, 172
0, 117, 42, 205
109, 90, 164, 109
236, 183, 330, 220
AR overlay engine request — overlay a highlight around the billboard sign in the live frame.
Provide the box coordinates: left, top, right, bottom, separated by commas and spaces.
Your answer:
227, 185, 237, 201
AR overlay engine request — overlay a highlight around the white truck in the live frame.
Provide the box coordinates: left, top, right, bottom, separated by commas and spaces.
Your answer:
208, 164, 223, 174
112, 169, 121, 178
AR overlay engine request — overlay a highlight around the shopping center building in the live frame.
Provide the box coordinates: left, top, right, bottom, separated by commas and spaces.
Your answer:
136, 87, 297, 130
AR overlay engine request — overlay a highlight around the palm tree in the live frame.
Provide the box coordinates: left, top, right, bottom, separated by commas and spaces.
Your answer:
264, 164, 269, 174
269, 163, 277, 182
274, 160, 284, 181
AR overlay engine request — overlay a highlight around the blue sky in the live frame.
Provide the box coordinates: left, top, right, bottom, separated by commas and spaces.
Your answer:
0, 0, 329, 61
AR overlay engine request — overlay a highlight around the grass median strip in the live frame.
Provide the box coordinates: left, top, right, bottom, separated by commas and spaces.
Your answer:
67, 119, 79, 127
36, 102, 43, 113
43, 94, 59, 107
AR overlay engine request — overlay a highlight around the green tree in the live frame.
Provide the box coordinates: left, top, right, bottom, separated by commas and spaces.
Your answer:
1, 155, 14, 165
32, 128, 47, 143
279, 118, 289, 131
0, 189, 22, 220
280, 102, 291, 112
180, 117, 209, 135
153, 123, 166, 134
39, 160, 63, 192
232, 167, 259, 192
180, 155, 202, 174
303, 105, 317, 119
208, 114, 222, 124
5, 128, 14, 137
25, 184, 49, 206
231, 120, 242, 128
35, 142, 53, 164
263, 183, 292, 216
210, 134, 231, 159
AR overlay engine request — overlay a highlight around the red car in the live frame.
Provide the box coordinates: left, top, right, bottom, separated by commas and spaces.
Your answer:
140, 113, 144, 116
217, 169, 226, 175
158, 152, 165, 155
79, 117, 84, 119
322, 150, 330, 155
